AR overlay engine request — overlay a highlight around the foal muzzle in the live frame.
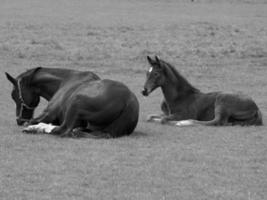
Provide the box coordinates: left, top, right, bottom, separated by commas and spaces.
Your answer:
141, 88, 149, 96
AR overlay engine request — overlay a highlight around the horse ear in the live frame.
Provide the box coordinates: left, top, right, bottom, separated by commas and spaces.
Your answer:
155, 56, 160, 63
5, 72, 17, 86
154, 56, 163, 69
147, 56, 154, 65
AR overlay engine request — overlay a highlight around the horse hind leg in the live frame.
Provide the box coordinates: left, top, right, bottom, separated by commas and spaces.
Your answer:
104, 97, 139, 138
52, 107, 113, 138
171, 105, 229, 127
230, 109, 263, 126
50, 101, 81, 137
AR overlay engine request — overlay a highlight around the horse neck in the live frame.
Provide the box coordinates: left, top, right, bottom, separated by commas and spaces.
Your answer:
31, 69, 65, 101
161, 67, 199, 104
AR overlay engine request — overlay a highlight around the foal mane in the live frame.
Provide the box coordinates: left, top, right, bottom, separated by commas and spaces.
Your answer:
159, 59, 200, 94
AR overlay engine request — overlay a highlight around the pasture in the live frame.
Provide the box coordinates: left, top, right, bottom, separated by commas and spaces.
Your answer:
1, 0, 267, 199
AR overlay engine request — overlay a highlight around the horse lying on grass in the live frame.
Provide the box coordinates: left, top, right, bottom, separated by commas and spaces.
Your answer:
142, 56, 263, 126
6, 67, 100, 126
6, 68, 139, 138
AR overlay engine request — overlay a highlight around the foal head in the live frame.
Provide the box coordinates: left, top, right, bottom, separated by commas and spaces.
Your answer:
5, 68, 41, 125
142, 56, 168, 96
142, 56, 199, 97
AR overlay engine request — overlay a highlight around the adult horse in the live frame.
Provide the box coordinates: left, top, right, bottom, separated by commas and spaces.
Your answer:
5, 67, 100, 126
142, 56, 262, 126
26, 77, 139, 138
6, 67, 139, 137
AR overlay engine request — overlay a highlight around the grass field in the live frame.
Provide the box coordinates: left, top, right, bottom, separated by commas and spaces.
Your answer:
1, 0, 267, 199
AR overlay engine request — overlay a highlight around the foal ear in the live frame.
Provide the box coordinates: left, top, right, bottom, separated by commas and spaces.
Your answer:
154, 56, 163, 69
147, 56, 155, 65
5, 72, 17, 86
155, 56, 160, 63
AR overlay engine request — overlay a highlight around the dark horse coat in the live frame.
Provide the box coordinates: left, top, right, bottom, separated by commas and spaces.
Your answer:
6, 67, 100, 126
6, 67, 139, 137
142, 56, 262, 126
30, 77, 139, 138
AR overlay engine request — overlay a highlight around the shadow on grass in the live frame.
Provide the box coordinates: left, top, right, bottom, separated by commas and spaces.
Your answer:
21, 129, 150, 139
129, 130, 150, 138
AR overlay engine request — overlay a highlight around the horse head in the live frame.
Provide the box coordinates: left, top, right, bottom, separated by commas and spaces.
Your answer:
142, 56, 166, 96
5, 67, 41, 125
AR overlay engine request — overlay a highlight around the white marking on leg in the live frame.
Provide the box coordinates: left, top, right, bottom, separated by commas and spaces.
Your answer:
175, 120, 194, 126
23, 123, 57, 133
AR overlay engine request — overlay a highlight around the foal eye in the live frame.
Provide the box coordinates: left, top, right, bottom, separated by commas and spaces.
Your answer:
153, 72, 160, 77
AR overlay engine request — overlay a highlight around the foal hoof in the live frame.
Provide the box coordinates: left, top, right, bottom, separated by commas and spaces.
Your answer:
175, 120, 194, 126
146, 115, 161, 122
159, 118, 168, 124
146, 116, 154, 122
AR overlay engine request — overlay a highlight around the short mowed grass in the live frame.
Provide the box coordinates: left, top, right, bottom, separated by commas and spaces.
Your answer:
1, 0, 267, 200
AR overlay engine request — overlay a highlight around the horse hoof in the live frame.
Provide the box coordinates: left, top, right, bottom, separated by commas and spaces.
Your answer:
22, 127, 38, 134
146, 115, 156, 122
146, 118, 153, 122
28, 119, 38, 125
159, 117, 168, 124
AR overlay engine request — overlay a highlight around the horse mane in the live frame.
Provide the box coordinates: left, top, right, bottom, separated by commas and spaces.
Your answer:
159, 59, 200, 94
17, 67, 42, 83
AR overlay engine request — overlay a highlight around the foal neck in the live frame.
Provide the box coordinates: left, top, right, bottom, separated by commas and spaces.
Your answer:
161, 64, 200, 103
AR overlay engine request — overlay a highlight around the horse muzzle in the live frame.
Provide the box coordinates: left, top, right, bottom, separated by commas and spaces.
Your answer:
16, 118, 29, 126
141, 88, 149, 96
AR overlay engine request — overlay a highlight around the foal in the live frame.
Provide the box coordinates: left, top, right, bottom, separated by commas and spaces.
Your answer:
142, 56, 262, 126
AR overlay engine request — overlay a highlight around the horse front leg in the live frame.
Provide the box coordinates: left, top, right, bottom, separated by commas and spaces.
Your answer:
147, 100, 170, 122
158, 113, 195, 125
23, 108, 59, 134
146, 113, 180, 123
50, 100, 81, 137
159, 114, 179, 124
29, 109, 57, 125
146, 114, 166, 122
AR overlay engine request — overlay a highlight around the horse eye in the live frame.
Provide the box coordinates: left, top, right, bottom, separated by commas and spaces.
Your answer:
153, 72, 160, 77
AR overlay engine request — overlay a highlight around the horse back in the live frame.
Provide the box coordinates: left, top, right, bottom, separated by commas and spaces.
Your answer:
44, 76, 99, 115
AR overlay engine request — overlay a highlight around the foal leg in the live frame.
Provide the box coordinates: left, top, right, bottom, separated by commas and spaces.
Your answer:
146, 114, 165, 122
168, 105, 228, 126
196, 105, 228, 126
146, 100, 170, 122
